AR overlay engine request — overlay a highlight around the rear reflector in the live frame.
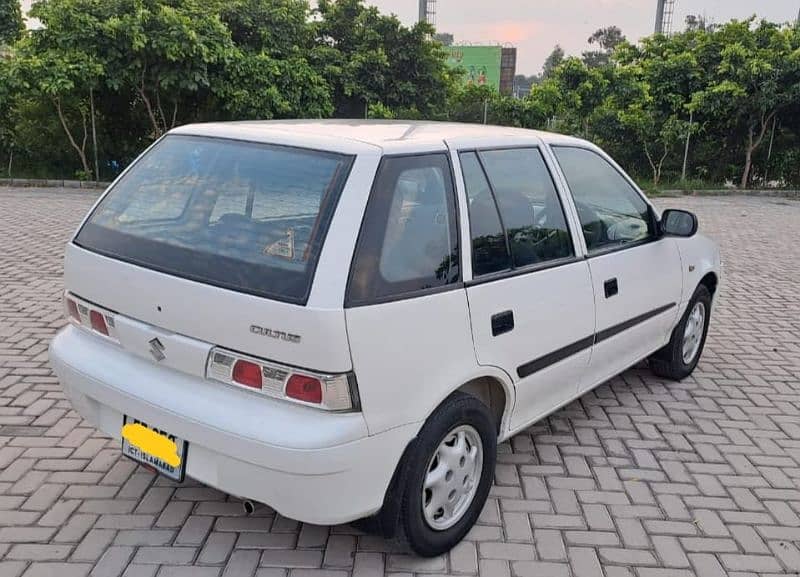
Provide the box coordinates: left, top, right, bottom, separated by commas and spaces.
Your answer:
286, 374, 323, 404
89, 310, 109, 336
232, 359, 263, 389
66, 298, 80, 322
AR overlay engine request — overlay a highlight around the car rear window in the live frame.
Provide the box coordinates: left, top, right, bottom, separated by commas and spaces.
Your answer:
75, 135, 354, 304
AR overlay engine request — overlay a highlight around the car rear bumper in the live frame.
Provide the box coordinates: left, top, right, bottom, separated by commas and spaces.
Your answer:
49, 326, 416, 525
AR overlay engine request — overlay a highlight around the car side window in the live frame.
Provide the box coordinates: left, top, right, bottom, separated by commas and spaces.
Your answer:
460, 152, 512, 276
553, 146, 655, 253
347, 154, 460, 305
476, 148, 573, 270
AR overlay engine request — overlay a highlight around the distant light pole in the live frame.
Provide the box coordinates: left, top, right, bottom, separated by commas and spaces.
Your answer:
681, 109, 693, 182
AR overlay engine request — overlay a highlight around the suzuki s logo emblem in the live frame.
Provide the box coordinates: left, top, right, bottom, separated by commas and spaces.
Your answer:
148, 338, 166, 362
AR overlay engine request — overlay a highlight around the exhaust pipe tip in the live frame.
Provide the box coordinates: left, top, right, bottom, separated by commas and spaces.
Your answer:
242, 500, 256, 515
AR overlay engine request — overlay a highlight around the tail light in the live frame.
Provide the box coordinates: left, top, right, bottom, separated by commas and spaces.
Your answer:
232, 359, 263, 389
63, 292, 119, 343
207, 348, 359, 412
286, 374, 323, 404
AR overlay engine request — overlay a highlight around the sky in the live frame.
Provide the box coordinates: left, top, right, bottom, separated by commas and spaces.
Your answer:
367, 0, 800, 74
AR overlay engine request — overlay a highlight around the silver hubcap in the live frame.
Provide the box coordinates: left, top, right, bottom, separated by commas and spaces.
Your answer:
422, 425, 483, 531
682, 302, 706, 364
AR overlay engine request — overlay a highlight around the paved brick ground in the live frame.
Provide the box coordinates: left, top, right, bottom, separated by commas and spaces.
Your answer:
1, 187, 799, 577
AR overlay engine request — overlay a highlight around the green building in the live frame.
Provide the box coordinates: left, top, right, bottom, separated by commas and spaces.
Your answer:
445, 45, 517, 95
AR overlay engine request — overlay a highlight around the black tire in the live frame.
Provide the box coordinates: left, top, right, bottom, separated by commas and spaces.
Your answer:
400, 392, 496, 557
649, 284, 712, 381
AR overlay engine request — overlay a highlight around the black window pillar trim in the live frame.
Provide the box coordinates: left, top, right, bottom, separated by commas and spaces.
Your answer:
473, 151, 514, 266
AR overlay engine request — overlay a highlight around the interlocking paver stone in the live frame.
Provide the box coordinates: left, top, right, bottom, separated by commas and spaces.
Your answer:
1, 188, 800, 575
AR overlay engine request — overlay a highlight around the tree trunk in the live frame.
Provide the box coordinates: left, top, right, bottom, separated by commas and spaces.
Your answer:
155, 89, 168, 133
642, 141, 660, 187
55, 97, 91, 178
741, 124, 754, 189
138, 62, 163, 139
90, 87, 99, 182
681, 109, 693, 182
741, 111, 776, 189
655, 143, 669, 188
138, 87, 163, 139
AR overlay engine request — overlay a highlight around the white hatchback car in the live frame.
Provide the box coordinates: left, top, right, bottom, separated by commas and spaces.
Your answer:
50, 121, 721, 556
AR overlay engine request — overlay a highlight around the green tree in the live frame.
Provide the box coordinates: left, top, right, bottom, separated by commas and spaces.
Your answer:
214, 0, 332, 119
513, 74, 540, 97
214, 53, 332, 119
547, 57, 609, 137
12, 44, 103, 177
0, 58, 15, 173
541, 44, 564, 78
618, 102, 689, 186
0, 0, 24, 46
693, 20, 800, 187
608, 34, 705, 185
582, 26, 626, 68
97, 0, 235, 138
313, 0, 453, 118
685, 15, 711, 32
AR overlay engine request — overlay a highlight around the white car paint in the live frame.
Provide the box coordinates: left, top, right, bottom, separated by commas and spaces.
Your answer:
49, 120, 721, 528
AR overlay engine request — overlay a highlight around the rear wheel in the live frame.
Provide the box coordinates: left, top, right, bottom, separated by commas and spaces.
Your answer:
649, 285, 711, 380
400, 392, 496, 557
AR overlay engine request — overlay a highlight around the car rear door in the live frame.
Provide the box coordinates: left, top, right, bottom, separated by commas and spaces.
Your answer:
451, 138, 596, 433
343, 152, 476, 435
550, 145, 683, 392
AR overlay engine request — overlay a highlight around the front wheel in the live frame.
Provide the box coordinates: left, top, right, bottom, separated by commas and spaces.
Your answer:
649, 284, 712, 380
400, 392, 497, 557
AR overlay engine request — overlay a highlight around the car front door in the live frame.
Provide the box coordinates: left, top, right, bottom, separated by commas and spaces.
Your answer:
455, 144, 596, 433
550, 145, 683, 392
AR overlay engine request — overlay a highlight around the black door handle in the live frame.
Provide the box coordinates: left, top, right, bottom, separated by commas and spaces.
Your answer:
491, 311, 514, 336
604, 278, 619, 298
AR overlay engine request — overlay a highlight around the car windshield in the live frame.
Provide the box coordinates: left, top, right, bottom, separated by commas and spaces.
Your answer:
75, 135, 354, 304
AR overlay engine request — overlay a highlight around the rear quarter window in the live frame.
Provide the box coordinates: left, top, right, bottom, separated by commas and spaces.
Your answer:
346, 154, 460, 306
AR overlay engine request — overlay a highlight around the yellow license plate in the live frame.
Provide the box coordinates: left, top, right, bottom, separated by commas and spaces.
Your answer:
121, 417, 187, 482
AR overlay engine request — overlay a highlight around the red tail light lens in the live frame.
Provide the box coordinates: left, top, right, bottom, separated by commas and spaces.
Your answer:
89, 310, 109, 335
232, 360, 263, 389
66, 298, 80, 322
206, 347, 358, 411
286, 374, 323, 404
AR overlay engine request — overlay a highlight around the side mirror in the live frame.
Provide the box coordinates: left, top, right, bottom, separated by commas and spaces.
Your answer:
660, 209, 698, 238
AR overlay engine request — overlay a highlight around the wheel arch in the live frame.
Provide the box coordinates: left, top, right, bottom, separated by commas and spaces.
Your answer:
412, 367, 516, 446
699, 271, 718, 297
453, 375, 512, 437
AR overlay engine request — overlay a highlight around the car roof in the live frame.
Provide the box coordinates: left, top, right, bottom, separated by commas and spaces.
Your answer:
170, 120, 589, 155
